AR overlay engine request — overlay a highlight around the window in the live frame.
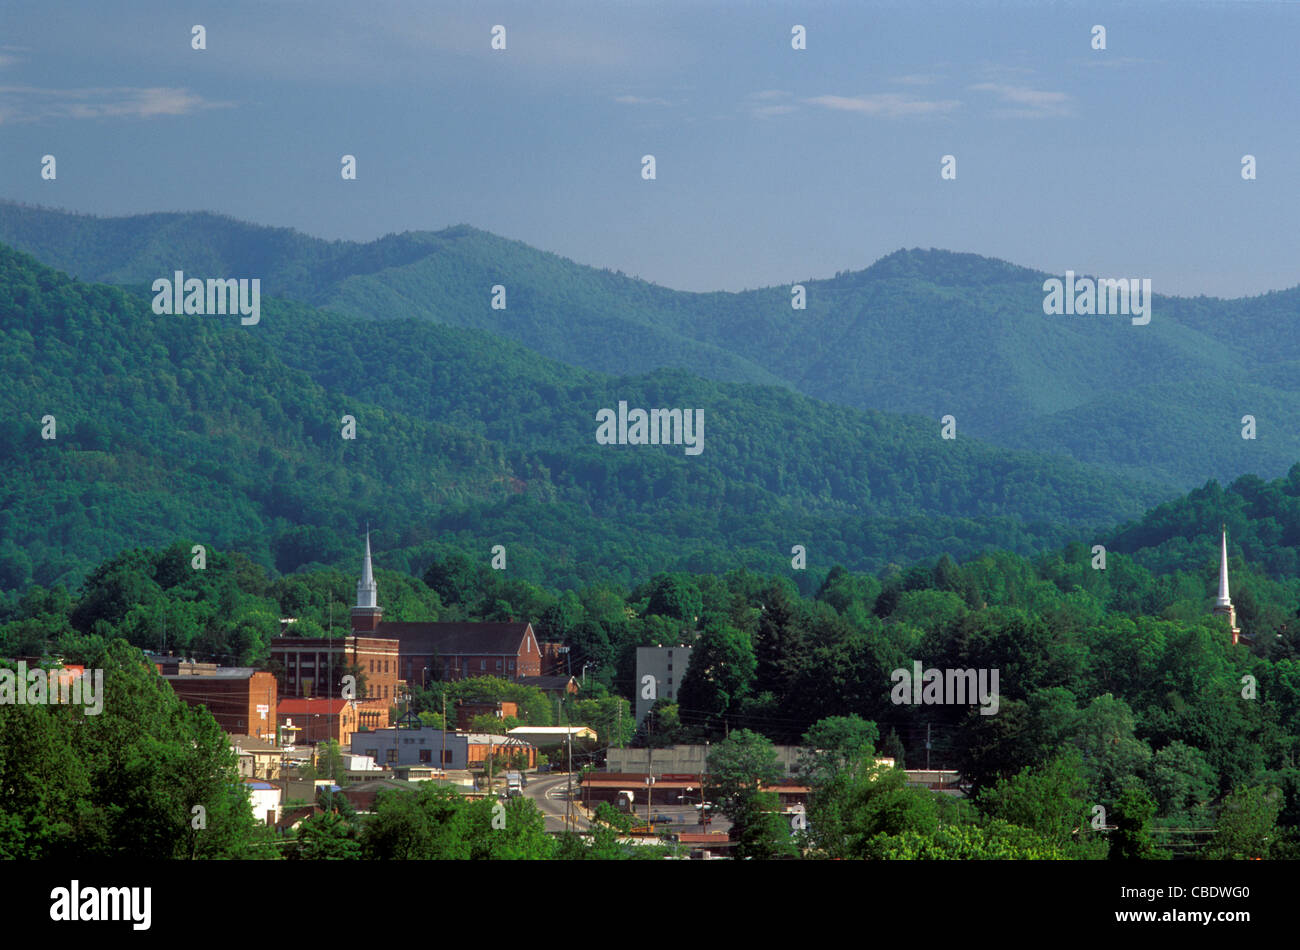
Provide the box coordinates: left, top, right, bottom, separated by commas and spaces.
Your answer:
495, 660, 502, 671
442, 750, 453, 764
369, 660, 374, 673
366, 749, 378, 760
480, 660, 486, 671
384, 660, 389, 673
508, 660, 515, 671
419, 749, 432, 763
386, 749, 396, 762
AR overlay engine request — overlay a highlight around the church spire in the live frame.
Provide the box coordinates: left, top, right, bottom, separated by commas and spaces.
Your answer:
1212, 525, 1240, 645
352, 529, 382, 632
1215, 525, 1231, 608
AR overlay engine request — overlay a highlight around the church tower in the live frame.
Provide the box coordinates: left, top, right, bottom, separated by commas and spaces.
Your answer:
1212, 527, 1240, 646
351, 530, 383, 634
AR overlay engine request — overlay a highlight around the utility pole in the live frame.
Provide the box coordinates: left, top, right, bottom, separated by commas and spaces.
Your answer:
440, 693, 447, 785
646, 745, 654, 825
702, 739, 709, 830
562, 695, 573, 830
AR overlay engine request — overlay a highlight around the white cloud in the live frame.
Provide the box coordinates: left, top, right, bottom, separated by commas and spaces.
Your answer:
889, 73, 943, 86
969, 82, 1071, 118
612, 95, 670, 106
0, 85, 230, 123
805, 92, 959, 118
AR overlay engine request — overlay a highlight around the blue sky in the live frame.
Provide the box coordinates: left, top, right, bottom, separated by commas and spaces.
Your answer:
1, 0, 1297, 297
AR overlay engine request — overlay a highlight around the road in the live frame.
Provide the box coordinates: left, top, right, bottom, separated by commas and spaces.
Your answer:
521, 773, 592, 832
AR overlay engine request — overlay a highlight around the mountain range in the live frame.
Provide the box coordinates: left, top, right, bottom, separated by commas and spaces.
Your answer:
2, 200, 1296, 491
1, 199, 1298, 598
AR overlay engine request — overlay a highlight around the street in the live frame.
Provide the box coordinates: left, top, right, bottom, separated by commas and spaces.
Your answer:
521, 773, 592, 833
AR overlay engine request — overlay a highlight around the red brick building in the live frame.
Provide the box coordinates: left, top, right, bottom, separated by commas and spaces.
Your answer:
347, 533, 544, 684
381, 622, 542, 684
277, 697, 362, 747
163, 666, 278, 741
269, 635, 400, 706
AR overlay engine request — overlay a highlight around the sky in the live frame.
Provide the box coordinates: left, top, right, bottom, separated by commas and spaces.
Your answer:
1, 0, 1297, 298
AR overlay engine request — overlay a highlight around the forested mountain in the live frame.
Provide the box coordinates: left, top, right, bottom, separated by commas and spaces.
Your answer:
0, 242, 1165, 597
1, 200, 1297, 490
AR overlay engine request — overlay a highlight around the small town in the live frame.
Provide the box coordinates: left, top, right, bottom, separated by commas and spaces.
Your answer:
138, 537, 960, 859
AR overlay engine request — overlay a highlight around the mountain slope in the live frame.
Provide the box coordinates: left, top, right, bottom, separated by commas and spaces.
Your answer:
2, 201, 1295, 490
0, 243, 1168, 595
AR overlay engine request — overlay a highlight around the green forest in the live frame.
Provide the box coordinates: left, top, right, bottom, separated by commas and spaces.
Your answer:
3, 199, 1299, 490
0, 240, 1167, 597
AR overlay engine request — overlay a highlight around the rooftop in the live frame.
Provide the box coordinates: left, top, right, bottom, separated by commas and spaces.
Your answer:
374, 622, 533, 656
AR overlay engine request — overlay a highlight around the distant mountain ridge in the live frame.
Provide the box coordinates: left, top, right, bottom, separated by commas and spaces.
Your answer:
2, 200, 1297, 491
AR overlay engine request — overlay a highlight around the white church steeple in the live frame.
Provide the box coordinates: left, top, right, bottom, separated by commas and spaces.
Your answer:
357, 530, 378, 609
350, 528, 383, 633
1212, 526, 1240, 646
1215, 527, 1231, 608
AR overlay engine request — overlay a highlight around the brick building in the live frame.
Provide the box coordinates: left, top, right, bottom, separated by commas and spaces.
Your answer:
277, 697, 362, 747
269, 634, 400, 707
163, 665, 278, 740
347, 533, 544, 684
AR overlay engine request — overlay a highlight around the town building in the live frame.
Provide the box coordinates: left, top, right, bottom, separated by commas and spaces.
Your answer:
230, 734, 286, 780
346, 533, 545, 683
244, 780, 282, 826
163, 665, 278, 740
634, 645, 692, 726
350, 726, 537, 770
268, 633, 399, 714
277, 697, 363, 747
539, 642, 569, 676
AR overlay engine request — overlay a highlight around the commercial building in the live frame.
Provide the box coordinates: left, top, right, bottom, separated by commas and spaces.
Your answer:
350, 726, 536, 770
163, 665, 278, 740
277, 697, 363, 747
634, 645, 692, 726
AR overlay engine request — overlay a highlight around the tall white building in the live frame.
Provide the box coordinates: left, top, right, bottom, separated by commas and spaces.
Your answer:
635, 645, 692, 726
